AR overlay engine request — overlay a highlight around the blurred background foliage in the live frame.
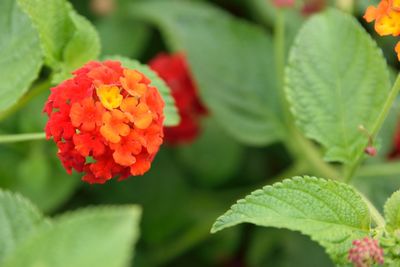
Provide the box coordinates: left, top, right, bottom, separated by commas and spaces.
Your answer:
1, 0, 400, 266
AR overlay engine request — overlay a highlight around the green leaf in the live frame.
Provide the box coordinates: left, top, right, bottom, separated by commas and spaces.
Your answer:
211, 176, 371, 263
17, 0, 75, 67
52, 10, 101, 83
104, 55, 180, 126
384, 190, 400, 232
130, 1, 283, 145
3, 206, 141, 267
0, 0, 42, 112
285, 9, 391, 164
96, 16, 150, 58
0, 190, 48, 264
15, 143, 79, 212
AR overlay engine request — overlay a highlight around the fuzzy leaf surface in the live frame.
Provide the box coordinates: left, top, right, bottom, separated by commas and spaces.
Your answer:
0, 190, 48, 264
285, 9, 390, 163
384, 190, 400, 232
3, 206, 141, 267
0, 0, 42, 112
17, 0, 74, 67
211, 176, 371, 263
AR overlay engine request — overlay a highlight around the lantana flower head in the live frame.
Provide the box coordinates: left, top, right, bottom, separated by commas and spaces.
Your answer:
149, 53, 207, 145
364, 0, 400, 60
44, 60, 164, 184
348, 237, 384, 267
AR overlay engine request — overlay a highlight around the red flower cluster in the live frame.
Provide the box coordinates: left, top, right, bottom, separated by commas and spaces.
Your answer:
44, 60, 164, 184
348, 237, 384, 267
149, 53, 207, 145
389, 123, 400, 158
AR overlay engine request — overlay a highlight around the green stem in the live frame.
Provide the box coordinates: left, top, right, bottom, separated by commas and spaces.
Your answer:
344, 74, 400, 183
287, 127, 341, 180
357, 161, 400, 178
0, 79, 51, 122
0, 133, 46, 143
275, 10, 285, 94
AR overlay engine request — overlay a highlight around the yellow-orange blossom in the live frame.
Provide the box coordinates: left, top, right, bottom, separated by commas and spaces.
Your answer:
364, 0, 400, 60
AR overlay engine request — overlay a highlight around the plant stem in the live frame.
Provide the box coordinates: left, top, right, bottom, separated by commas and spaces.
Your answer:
0, 79, 51, 122
357, 161, 400, 178
288, 127, 341, 180
344, 74, 400, 183
0, 133, 46, 143
275, 9, 285, 95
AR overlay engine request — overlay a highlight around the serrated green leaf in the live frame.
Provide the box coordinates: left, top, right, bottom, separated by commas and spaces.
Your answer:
3, 206, 141, 267
17, 0, 75, 67
384, 190, 400, 232
104, 55, 180, 126
0, 0, 42, 112
130, 1, 283, 145
285, 9, 390, 164
0, 189, 48, 264
211, 176, 371, 264
52, 10, 101, 84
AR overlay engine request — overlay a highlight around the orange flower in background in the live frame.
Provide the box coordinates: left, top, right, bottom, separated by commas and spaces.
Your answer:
364, 0, 400, 60
44, 60, 165, 184
149, 53, 207, 145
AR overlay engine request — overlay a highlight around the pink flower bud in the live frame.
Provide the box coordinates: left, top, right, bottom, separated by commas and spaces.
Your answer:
348, 237, 384, 267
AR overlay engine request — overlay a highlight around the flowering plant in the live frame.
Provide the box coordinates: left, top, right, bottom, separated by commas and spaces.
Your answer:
2, 0, 400, 266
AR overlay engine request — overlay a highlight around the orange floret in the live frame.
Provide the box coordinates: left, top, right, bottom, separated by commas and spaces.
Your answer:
100, 109, 130, 143
364, 0, 400, 60
69, 98, 104, 132
110, 132, 142, 166
120, 97, 153, 129
120, 69, 148, 97
395, 41, 400, 60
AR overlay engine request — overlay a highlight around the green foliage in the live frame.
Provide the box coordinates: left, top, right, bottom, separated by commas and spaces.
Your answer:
17, 0, 100, 81
15, 143, 79, 212
52, 10, 101, 83
285, 9, 391, 164
0, 189, 141, 267
211, 176, 371, 263
0, 190, 48, 264
96, 16, 150, 58
0, 91, 80, 213
131, 0, 283, 145
0, 0, 42, 112
105, 55, 180, 126
17, 0, 75, 67
384, 190, 400, 232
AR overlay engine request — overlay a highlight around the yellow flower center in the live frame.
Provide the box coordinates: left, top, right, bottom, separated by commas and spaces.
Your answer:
96, 85, 123, 110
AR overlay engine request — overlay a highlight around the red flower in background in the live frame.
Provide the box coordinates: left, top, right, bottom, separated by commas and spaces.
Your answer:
44, 60, 164, 184
149, 53, 207, 145
389, 122, 400, 159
